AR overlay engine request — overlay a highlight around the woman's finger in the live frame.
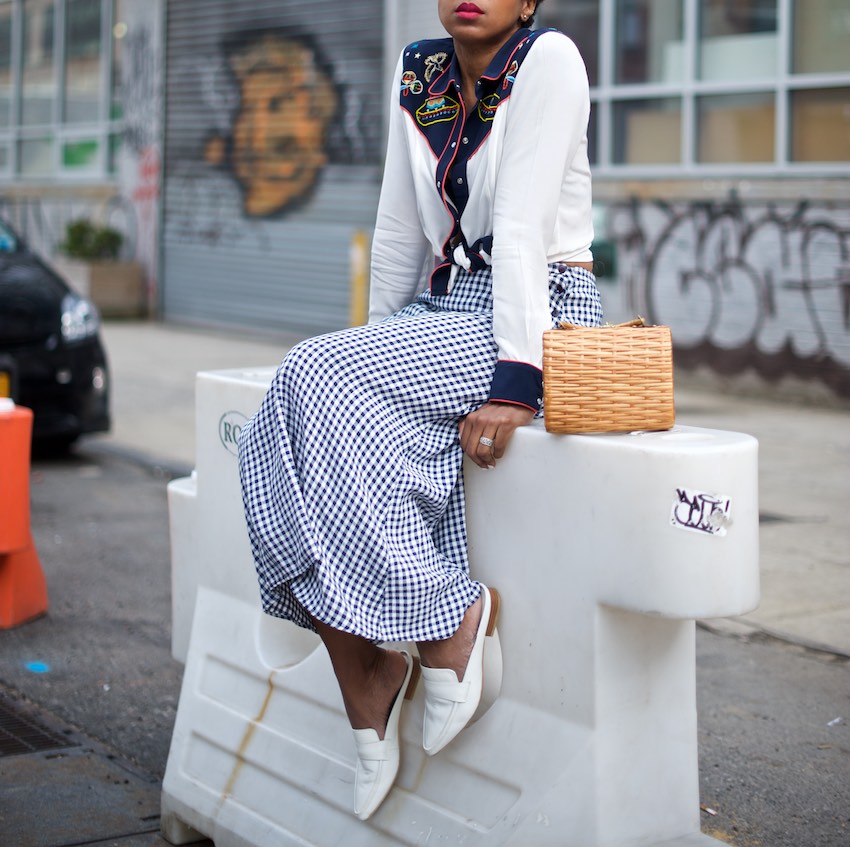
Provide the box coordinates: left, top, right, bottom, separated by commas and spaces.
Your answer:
460, 402, 534, 468
475, 429, 498, 468
459, 413, 494, 468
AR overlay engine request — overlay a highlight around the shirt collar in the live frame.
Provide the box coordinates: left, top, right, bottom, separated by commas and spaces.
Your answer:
429, 27, 531, 96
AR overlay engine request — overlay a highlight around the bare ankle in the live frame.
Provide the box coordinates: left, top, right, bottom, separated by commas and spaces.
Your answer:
343, 648, 408, 738
417, 595, 482, 680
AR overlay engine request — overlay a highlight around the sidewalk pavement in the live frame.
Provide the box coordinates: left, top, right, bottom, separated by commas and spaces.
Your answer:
97, 319, 850, 659
2, 318, 848, 847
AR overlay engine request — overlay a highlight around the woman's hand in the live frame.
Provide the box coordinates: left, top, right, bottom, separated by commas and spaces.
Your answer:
459, 402, 535, 469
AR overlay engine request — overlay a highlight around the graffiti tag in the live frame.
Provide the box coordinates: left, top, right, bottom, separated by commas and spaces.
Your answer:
607, 193, 850, 398
671, 487, 732, 537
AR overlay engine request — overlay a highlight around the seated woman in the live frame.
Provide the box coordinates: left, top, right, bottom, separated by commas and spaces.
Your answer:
239, 0, 600, 820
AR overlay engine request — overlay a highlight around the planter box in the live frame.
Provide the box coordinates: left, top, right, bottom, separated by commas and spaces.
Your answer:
52, 257, 147, 319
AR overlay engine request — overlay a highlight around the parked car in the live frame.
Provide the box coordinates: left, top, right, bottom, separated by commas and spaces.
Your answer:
0, 217, 110, 447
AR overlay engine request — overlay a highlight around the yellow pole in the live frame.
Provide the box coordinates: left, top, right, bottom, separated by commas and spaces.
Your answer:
349, 229, 370, 327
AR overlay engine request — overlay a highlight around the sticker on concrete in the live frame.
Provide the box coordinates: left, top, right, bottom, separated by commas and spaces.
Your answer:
671, 487, 732, 536
219, 411, 249, 456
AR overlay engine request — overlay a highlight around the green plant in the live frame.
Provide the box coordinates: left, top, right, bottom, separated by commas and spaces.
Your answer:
60, 219, 124, 261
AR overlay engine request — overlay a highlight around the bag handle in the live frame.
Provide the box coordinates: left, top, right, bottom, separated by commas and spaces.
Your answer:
558, 316, 647, 331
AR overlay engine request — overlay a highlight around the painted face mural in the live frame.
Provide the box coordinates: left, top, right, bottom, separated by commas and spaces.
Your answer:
204, 33, 339, 217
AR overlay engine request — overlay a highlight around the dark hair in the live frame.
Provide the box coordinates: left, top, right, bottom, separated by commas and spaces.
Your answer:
520, 0, 545, 28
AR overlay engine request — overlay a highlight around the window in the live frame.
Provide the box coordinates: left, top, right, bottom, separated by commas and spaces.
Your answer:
0, 3, 10, 169
64, 0, 102, 123
0, 0, 122, 181
21, 0, 55, 126
699, 0, 777, 81
613, 97, 681, 164
110, 0, 125, 120
538, 0, 850, 175
792, 0, 850, 75
791, 88, 850, 162
0, 3, 12, 129
615, 0, 684, 85
539, 0, 600, 87
697, 91, 775, 163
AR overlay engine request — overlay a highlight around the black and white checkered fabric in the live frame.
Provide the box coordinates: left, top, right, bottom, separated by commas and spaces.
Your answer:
239, 264, 601, 642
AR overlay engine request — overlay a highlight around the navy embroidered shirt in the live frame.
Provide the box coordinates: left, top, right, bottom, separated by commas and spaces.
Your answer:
369, 28, 594, 410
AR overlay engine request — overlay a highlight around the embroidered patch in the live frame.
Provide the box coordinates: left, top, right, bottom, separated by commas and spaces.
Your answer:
503, 60, 519, 89
477, 93, 502, 122
424, 51, 448, 83
416, 95, 461, 127
401, 70, 423, 96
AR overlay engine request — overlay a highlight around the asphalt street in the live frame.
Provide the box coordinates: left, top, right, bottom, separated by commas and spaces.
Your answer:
0, 426, 846, 847
0, 321, 848, 847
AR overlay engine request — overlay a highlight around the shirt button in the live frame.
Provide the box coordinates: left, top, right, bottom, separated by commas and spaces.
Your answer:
457, 177, 463, 184
462, 137, 469, 144
451, 142, 456, 148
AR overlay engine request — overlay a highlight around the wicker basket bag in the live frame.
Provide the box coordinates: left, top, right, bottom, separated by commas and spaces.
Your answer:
542, 318, 675, 434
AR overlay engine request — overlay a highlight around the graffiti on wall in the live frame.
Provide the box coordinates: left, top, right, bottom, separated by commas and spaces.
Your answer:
117, 23, 160, 155
607, 194, 850, 397
114, 14, 162, 300
202, 29, 345, 218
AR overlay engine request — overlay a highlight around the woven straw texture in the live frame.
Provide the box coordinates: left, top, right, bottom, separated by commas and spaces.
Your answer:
543, 320, 675, 434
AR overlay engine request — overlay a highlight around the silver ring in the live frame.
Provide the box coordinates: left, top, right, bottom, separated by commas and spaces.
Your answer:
479, 436, 495, 448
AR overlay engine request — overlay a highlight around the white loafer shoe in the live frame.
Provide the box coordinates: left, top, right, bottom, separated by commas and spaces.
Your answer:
421, 586, 501, 756
352, 650, 420, 821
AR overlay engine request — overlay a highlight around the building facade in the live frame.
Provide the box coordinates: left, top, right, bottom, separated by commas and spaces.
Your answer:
538, 0, 850, 399
0, 0, 163, 311
1, 1, 848, 399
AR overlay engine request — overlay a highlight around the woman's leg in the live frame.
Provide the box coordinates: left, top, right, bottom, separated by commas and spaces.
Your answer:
315, 590, 486, 722
313, 620, 420, 819
313, 618, 410, 738
240, 308, 495, 643
416, 593, 483, 680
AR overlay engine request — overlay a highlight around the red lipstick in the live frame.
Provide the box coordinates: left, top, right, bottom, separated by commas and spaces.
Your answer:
456, 3, 484, 20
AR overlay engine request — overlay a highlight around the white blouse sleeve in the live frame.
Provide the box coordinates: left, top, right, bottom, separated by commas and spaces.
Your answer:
488, 33, 592, 406
368, 53, 431, 324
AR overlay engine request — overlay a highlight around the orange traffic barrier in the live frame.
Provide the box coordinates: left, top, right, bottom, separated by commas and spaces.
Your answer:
0, 543, 48, 629
0, 401, 48, 628
0, 401, 32, 552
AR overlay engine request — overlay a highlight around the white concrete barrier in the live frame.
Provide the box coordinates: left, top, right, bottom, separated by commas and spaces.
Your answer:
162, 367, 759, 847
166, 368, 282, 665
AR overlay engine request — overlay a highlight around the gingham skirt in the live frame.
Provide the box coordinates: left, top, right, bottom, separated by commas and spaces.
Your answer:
238, 264, 602, 642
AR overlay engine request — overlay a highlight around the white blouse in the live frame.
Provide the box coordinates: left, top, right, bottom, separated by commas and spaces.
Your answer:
369, 28, 594, 408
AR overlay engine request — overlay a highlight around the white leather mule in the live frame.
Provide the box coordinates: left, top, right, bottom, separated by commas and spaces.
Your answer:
352, 650, 420, 820
421, 585, 501, 756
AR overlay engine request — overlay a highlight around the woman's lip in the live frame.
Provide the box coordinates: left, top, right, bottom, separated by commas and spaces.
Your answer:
456, 3, 483, 14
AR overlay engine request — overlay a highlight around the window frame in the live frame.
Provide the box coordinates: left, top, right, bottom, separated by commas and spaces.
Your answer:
543, 0, 850, 178
0, 0, 122, 183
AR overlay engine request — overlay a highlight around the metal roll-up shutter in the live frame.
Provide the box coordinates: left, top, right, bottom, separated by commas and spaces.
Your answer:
162, 0, 383, 334
383, 3, 445, 96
